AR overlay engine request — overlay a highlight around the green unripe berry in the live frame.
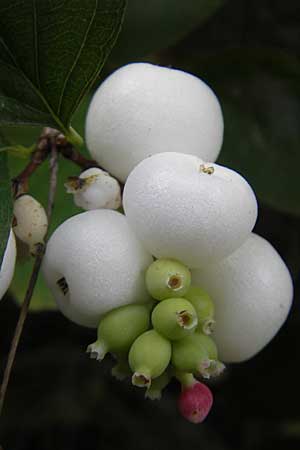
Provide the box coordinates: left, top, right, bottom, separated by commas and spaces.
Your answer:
87, 303, 150, 361
172, 332, 225, 379
145, 258, 191, 300
145, 370, 171, 400
151, 297, 198, 340
192, 333, 218, 360
111, 355, 132, 381
185, 286, 215, 334
129, 329, 172, 388
172, 336, 208, 376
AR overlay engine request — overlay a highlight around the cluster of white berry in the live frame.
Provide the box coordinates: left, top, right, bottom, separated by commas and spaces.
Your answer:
0, 63, 293, 423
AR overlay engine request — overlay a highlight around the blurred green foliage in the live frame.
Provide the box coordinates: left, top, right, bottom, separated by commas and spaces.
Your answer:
110, 0, 225, 65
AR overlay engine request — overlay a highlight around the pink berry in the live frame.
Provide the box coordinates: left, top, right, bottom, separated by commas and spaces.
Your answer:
178, 381, 213, 424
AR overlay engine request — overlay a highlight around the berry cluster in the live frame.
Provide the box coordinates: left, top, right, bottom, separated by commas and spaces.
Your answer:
86, 257, 223, 422
0, 62, 293, 424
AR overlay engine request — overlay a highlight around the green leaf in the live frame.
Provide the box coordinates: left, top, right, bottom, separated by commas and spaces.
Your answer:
110, 0, 225, 65
0, 132, 13, 269
0, 0, 126, 133
188, 49, 300, 217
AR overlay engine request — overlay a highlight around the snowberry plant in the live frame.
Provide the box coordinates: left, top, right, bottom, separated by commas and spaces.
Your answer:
0, 0, 294, 430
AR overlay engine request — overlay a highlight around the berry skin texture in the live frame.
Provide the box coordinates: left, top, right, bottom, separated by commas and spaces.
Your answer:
87, 304, 150, 360
65, 167, 121, 211
0, 231, 17, 301
192, 233, 294, 362
42, 210, 153, 328
13, 194, 48, 255
128, 329, 172, 388
145, 258, 191, 300
123, 152, 258, 268
185, 286, 215, 335
178, 380, 213, 424
151, 298, 198, 341
85, 62, 224, 182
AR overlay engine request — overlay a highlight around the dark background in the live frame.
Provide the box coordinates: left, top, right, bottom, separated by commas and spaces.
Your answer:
1, 1, 300, 449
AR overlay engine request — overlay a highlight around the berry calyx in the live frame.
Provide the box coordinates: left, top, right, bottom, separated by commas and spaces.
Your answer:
145, 258, 191, 301
151, 297, 198, 340
129, 329, 171, 388
86, 340, 107, 361
87, 303, 150, 360
185, 286, 215, 334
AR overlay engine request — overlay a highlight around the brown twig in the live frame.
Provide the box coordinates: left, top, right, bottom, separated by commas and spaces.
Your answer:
0, 134, 59, 419
56, 134, 124, 186
47, 137, 59, 218
57, 134, 99, 170
11, 129, 53, 197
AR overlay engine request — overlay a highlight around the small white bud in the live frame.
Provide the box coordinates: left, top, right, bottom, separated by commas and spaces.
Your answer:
65, 167, 121, 211
0, 230, 17, 301
13, 194, 48, 255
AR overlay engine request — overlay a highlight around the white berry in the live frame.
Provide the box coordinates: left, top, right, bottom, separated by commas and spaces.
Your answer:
192, 233, 293, 362
85, 63, 224, 182
13, 194, 48, 255
123, 152, 258, 269
65, 167, 121, 211
0, 230, 17, 301
42, 210, 153, 328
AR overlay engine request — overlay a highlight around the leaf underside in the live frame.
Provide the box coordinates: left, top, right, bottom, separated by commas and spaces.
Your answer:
0, 0, 126, 131
111, 0, 225, 64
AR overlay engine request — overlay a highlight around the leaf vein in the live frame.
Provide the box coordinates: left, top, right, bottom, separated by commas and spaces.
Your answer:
0, 94, 52, 116
57, 0, 98, 116
33, 0, 40, 88
68, 0, 126, 119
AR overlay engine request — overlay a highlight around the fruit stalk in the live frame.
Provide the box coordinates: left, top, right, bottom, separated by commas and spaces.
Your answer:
0, 141, 58, 417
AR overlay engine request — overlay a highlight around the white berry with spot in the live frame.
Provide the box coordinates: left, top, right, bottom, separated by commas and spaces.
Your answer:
192, 233, 293, 362
85, 62, 224, 182
123, 152, 258, 269
65, 167, 121, 211
42, 210, 153, 328
13, 194, 48, 255
0, 230, 16, 301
